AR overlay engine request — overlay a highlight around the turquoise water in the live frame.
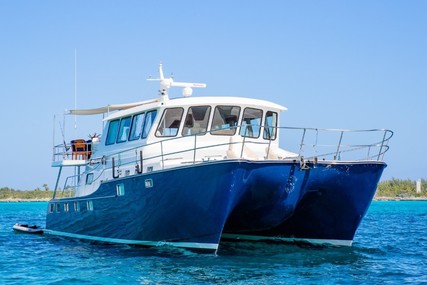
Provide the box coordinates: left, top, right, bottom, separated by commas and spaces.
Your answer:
0, 201, 426, 284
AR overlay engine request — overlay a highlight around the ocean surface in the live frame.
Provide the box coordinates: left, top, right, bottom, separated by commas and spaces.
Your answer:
0, 201, 426, 285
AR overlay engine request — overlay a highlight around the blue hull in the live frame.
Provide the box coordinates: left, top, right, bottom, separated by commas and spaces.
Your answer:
224, 161, 310, 231
45, 160, 306, 252
223, 162, 386, 246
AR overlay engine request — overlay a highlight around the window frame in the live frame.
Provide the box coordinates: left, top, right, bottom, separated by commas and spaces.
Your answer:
74, 201, 80, 212
86, 173, 94, 185
210, 105, 241, 136
155, 108, 184, 137
182, 106, 211, 137
263, 111, 278, 141
116, 116, 132, 144
116, 183, 125, 196
105, 119, 120, 145
128, 112, 146, 141
142, 110, 157, 139
239, 107, 263, 138
86, 200, 94, 211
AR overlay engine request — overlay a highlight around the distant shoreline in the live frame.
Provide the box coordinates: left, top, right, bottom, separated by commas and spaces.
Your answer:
374, 197, 427, 201
0, 198, 50, 202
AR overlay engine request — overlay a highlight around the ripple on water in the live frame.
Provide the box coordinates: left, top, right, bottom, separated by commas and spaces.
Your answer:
0, 201, 426, 284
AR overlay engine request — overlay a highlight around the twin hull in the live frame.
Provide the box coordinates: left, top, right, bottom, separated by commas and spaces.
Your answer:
46, 160, 304, 252
45, 160, 386, 252
223, 161, 386, 246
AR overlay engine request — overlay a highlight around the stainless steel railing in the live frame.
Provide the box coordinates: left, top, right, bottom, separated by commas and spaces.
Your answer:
52, 126, 393, 194
279, 127, 393, 161
53, 126, 393, 165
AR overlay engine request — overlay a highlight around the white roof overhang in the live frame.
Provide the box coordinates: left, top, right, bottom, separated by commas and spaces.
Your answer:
66, 99, 160, 115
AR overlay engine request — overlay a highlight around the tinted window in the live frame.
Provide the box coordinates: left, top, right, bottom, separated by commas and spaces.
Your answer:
74, 201, 80, 212
142, 110, 157, 138
156, 108, 184, 137
263, 111, 278, 140
106, 119, 120, 145
240, 108, 263, 138
211, 106, 240, 135
87, 200, 93, 211
86, 173, 94, 185
182, 106, 211, 136
116, 116, 132, 143
129, 113, 146, 141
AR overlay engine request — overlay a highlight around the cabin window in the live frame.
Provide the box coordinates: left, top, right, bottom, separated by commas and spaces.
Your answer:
86, 173, 94, 185
142, 110, 157, 139
182, 106, 211, 136
211, 106, 241, 135
263, 111, 278, 140
64, 203, 69, 212
129, 113, 146, 141
156, 108, 184, 137
106, 119, 120, 145
116, 183, 125, 196
56, 203, 61, 212
49, 203, 54, 213
240, 108, 263, 138
74, 201, 80, 212
145, 179, 153, 188
87, 200, 94, 211
116, 116, 132, 143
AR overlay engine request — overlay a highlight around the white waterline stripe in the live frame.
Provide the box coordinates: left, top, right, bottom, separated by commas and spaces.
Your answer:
44, 230, 218, 250
221, 233, 353, 247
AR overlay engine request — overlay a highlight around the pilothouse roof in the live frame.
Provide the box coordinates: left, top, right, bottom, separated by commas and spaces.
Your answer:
66, 64, 288, 121
165, 96, 287, 111
102, 96, 287, 121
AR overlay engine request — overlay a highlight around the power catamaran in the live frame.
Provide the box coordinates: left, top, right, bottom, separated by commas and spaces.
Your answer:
45, 65, 392, 252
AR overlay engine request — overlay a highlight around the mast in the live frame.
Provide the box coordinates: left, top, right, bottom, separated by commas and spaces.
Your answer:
148, 64, 207, 101
74, 48, 77, 129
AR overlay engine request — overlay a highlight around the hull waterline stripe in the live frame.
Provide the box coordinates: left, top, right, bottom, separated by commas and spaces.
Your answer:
44, 230, 218, 250
221, 233, 353, 247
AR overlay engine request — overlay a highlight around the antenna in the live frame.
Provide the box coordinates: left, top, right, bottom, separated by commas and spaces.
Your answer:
148, 64, 206, 101
74, 48, 77, 129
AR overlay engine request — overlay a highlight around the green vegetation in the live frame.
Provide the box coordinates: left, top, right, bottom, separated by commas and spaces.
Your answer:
1, 179, 426, 201
376, 178, 427, 199
0, 186, 73, 201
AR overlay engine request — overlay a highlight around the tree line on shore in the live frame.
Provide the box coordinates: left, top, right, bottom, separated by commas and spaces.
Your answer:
0, 185, 72, 200
375, 178, 427, 198
1, 178, 426, 200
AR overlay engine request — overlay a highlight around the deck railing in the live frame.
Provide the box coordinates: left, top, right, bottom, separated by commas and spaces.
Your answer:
279, 127, 393, 161
53, 126, 393, 165
52, 126, 393, 195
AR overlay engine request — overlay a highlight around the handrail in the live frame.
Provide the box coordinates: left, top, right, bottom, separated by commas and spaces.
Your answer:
53, 126, 393, 164
279, 127, 393, 161
53, 125, 393, 191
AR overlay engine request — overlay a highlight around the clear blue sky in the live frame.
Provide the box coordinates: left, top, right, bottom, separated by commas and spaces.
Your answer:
1, 1, 426, 190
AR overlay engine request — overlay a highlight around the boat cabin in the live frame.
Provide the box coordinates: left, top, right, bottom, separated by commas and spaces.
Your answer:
51, 70, 294, 198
